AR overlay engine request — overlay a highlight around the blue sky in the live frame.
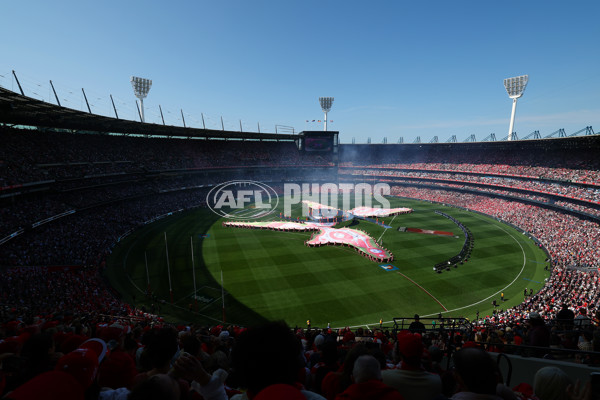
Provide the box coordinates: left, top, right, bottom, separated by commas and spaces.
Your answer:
1, 1, 598, 143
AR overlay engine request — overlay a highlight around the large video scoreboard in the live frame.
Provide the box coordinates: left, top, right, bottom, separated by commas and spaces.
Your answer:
298, 131, 339, 154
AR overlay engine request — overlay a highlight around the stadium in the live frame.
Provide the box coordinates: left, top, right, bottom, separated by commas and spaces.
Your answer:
1, 2, 600, 396
2, 74, 600, 396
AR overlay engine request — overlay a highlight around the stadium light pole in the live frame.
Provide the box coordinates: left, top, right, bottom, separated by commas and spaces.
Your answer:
319, 97, 334, 131
130, 76, 152, 123
503, 75, 528, 141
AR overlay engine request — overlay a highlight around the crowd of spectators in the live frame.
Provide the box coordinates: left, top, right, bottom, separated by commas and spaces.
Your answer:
554, 200, 600, 216
340, 161, 600, 184
0, 188, 213, 267
342, 167, 600, 204
0, 198, 71, 239
0, 126, 333, 187
0, 127, 334, 240
339, 142, 600, 184
1, 172, 312, 241
345, 172, 600, 220
0, 310, 595, 399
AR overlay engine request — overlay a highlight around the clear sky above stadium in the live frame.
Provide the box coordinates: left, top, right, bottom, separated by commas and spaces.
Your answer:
1, 0, 599, 143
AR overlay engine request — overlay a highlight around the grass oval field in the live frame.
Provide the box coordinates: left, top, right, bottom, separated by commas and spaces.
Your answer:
105, 196, 550, 327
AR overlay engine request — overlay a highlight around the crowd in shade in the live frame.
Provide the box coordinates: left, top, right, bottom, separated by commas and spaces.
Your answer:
0, 311, 596, 400
0, 169, 302, 239
0, 127, 332, 187
0, 189, 211, 266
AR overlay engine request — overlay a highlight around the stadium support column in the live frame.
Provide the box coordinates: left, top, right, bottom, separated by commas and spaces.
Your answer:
110, 95, 119, 119
159, 105, 165, 125
11, 70, 24, 96
82, 88, 92, 113
50, 80, 61, 106
508, 98, 518, 141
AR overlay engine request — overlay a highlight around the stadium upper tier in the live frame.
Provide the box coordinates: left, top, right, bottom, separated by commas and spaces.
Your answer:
339, 139, 600, 178
0, 126, 333, 187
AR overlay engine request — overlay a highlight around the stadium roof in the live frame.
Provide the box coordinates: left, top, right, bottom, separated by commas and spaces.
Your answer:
0, 87, 297, 141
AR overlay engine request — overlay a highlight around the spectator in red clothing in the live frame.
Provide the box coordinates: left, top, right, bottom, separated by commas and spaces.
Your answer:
335, 355, 404, 400
381, 332, 442, 400
98, 349, 137, 390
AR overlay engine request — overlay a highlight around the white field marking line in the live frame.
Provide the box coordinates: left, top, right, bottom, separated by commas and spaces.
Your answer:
377, 214, 397, 243
421, 214, 528, 317
334, 214, 528, 330
174, 286, 221, 306
123, 243, 145, 295
122, 235, 224, 324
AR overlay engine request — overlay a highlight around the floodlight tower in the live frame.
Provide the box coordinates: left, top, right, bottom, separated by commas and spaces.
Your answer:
503, 75, 528, 141
319, 97, 334, 131
130, 76, 152, 122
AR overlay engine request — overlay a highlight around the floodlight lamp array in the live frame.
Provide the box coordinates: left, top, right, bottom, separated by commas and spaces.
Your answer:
319, 97, 334, 113
130, 76, 152, 99
503, 75, 528, 98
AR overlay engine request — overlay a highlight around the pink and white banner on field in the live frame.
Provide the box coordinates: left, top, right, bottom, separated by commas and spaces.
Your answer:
306, 227, 393, 262
223, 220, 393, 262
